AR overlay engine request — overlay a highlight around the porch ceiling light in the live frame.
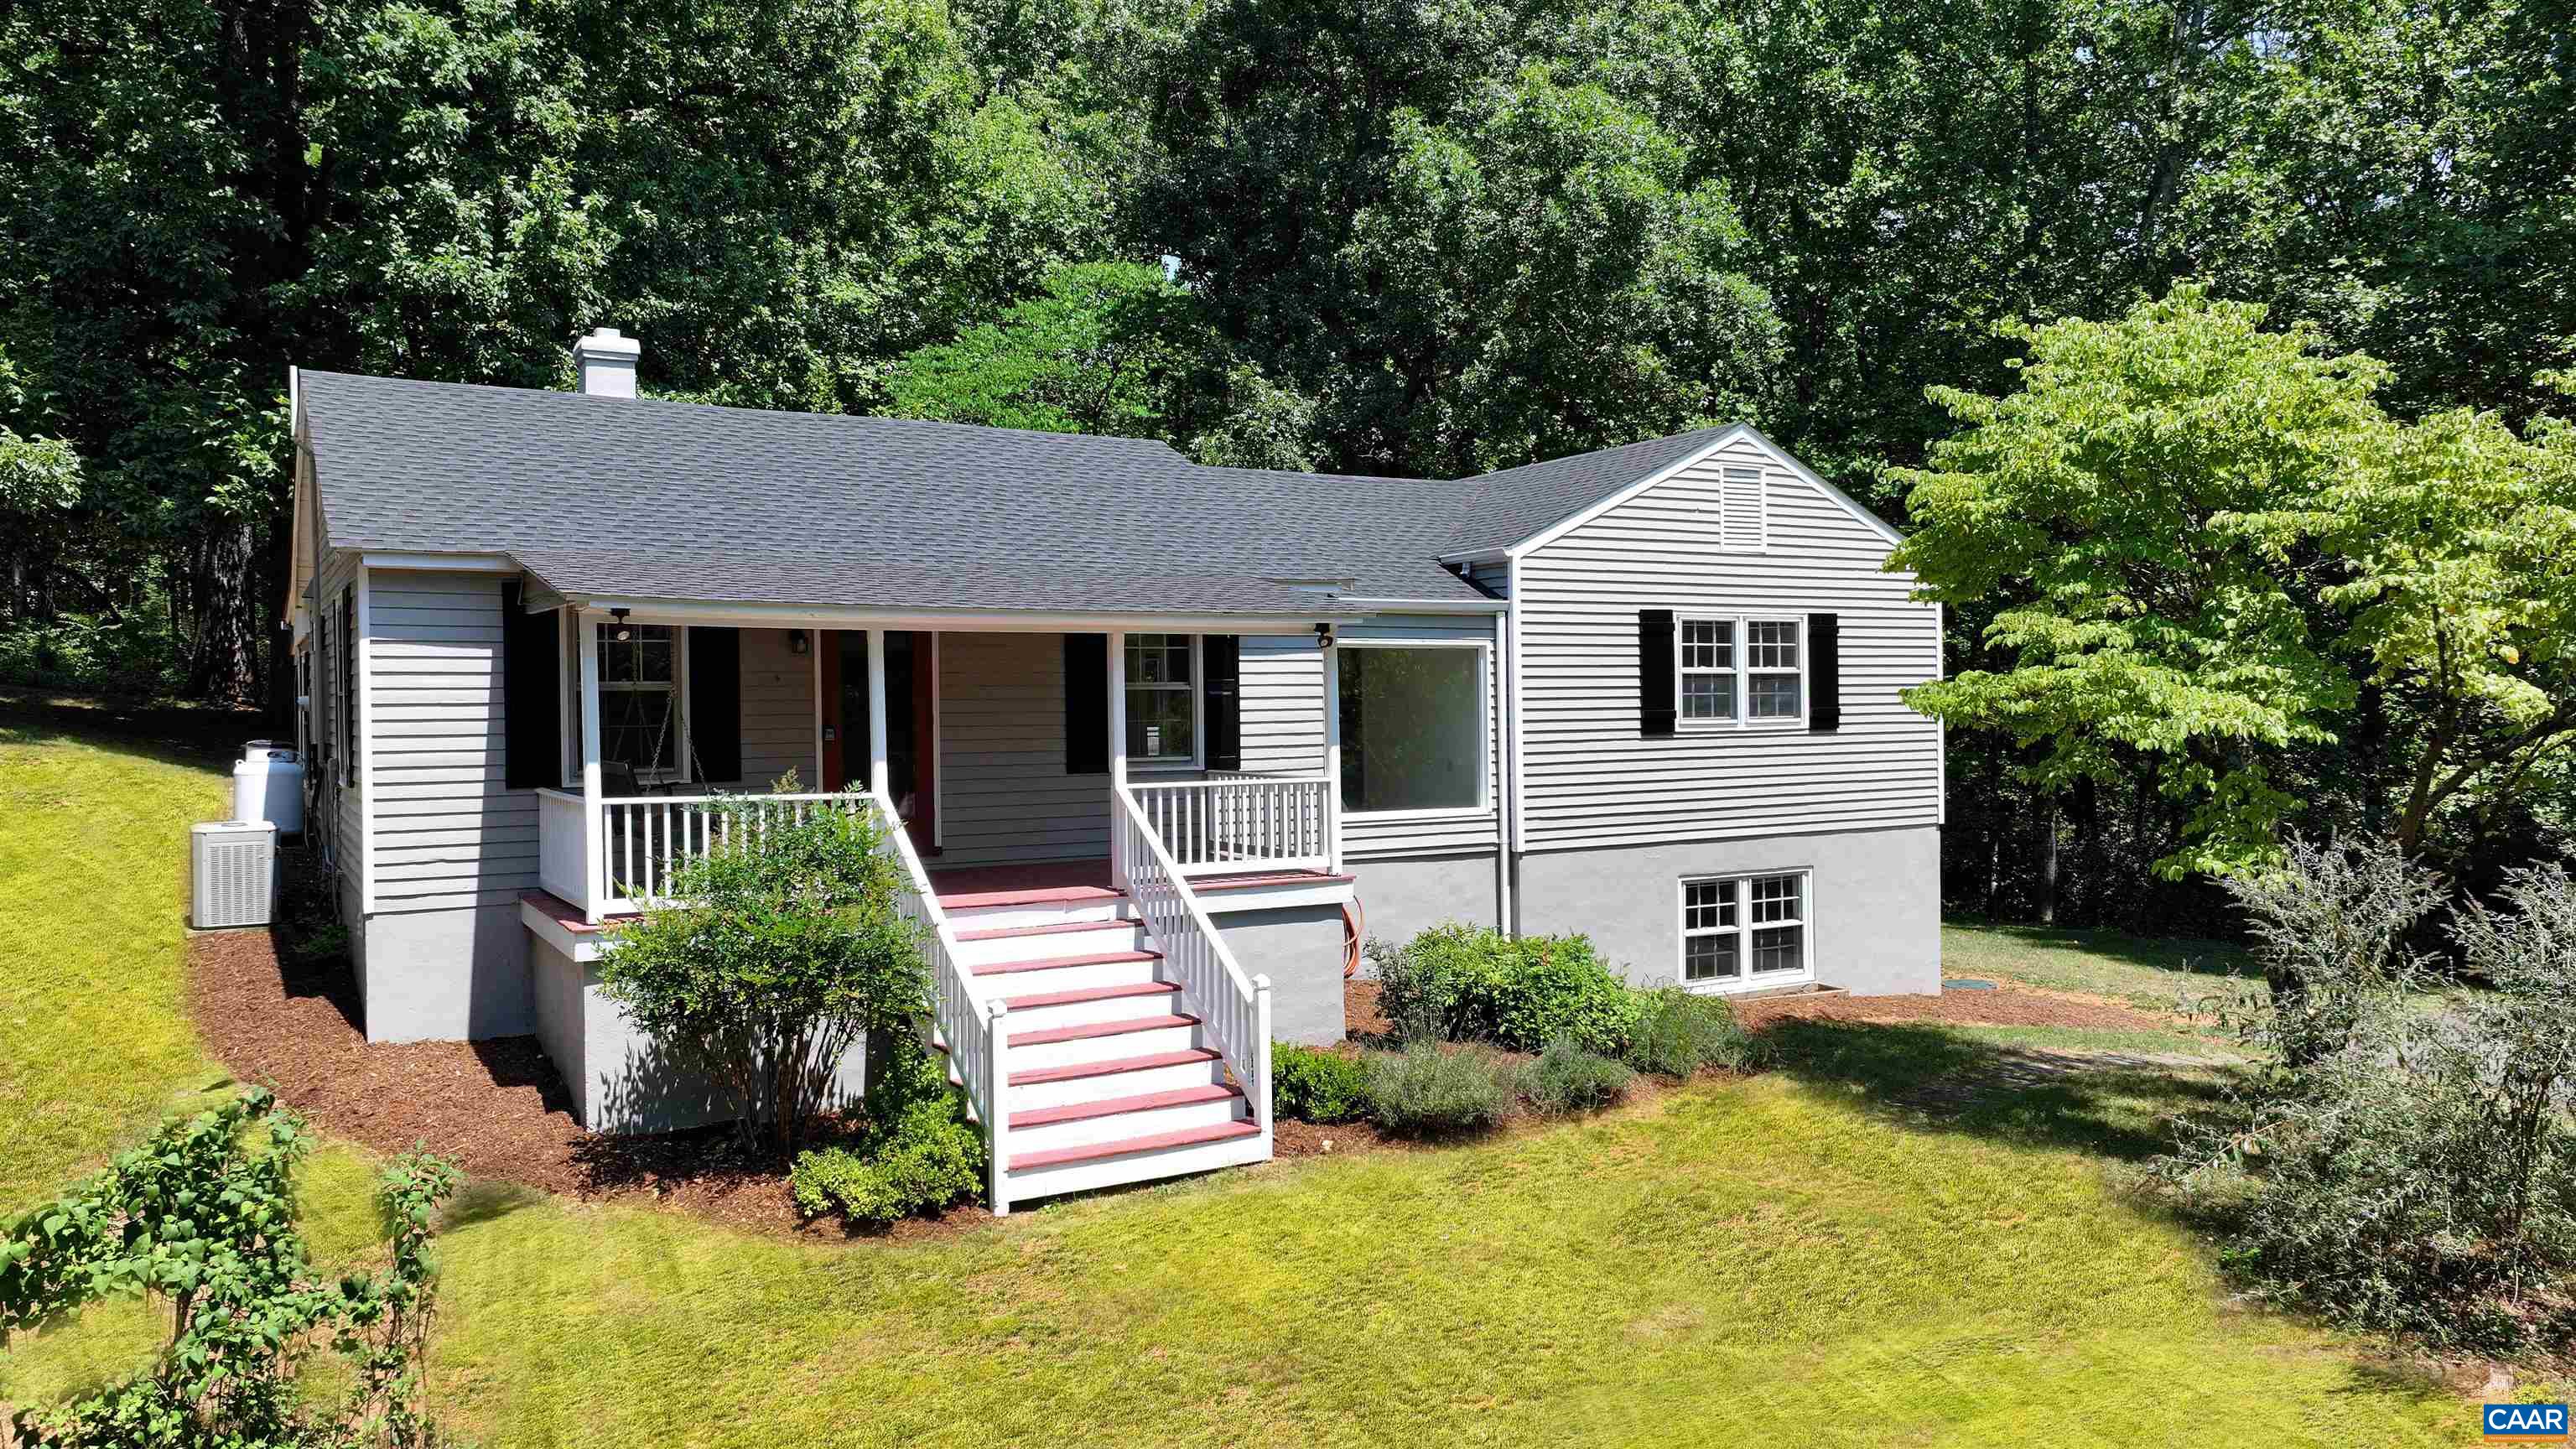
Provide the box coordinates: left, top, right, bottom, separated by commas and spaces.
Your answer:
787, 628, 809, 655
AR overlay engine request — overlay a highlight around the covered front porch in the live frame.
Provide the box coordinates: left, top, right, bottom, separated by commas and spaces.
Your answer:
525, 613, 1345, 925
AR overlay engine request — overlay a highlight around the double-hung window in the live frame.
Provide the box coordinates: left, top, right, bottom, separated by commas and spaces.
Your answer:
1680, 872, 1812, 989
1124, 633, 1198, 766
1677, 615, 1804, 726
598, 623, 683, 779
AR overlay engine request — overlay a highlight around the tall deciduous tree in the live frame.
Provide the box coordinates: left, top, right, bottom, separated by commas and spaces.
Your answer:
1892, 290, 2381, 875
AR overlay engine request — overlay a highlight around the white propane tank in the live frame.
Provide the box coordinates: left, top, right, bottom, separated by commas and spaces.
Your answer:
231, 740, 304, 836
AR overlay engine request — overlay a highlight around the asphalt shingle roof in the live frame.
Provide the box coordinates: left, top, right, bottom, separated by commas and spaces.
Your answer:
1440, 426, 1742, 558
298, 369, 1745, 612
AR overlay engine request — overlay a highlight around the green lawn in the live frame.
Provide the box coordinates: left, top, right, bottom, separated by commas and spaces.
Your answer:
1944, 920, 2260, 1013
0, 713, 2498, 1445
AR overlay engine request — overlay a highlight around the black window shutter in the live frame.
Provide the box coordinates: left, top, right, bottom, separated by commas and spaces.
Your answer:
1809, 613, 1841, 732
688, 626, 741, 783
1064, 633, 1108, 774
1203, 634, 1242, 771
342, 588, 359, 784
1639, 609, 1676, 737
501, 583, 564, 790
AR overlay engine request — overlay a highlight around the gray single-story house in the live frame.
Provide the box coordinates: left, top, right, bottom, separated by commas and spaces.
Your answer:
283, 327, 1944, 1211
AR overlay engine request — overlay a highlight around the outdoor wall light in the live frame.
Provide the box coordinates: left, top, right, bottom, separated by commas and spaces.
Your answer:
787, 628, 810, 656
610, 605, 632, 641
1315, 621, 1335, 649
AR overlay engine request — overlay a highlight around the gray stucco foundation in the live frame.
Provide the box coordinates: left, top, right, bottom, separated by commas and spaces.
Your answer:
1347, 851, 1500, 966
1514, 825, 1941, 996
1210, 903, 1348, 1046
360, 904, 532, 1042
527, 932, 865, 1134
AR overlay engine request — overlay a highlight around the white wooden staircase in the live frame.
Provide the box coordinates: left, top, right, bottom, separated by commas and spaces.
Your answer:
946, 884, 1269, 1204
877, 789, 1275, 1215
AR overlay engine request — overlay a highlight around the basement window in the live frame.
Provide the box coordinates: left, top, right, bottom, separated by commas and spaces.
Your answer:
1680, 872, 1812, 990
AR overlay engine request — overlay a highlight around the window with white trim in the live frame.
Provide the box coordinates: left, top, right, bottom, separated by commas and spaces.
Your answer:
1680, 872, 1811, 988
597, 623, 683, 778
1124, 633, 1197, 765
1676, 615, 1804, 726
1679, 619, 1736, 722
1337, 642, 1488, 814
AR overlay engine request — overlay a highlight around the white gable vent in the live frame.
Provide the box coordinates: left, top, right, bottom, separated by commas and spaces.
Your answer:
1722, 465, 1768, 551
190, 821, 278, 929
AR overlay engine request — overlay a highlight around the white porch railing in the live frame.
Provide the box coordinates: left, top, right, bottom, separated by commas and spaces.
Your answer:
536, 788, 589, 906
1128, 773, 1334, 875
535, 789, 876, 916
868, 787, 1010, 1215
1113, 786, 1272, 1149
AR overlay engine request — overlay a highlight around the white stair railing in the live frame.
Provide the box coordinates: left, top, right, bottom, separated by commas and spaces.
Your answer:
1114, 785, 1272, 1150
1128, 773, 1332, 875
869, 788, 1010, 1215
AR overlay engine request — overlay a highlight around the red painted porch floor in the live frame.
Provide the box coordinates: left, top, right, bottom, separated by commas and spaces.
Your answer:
927, 858, 1354, 908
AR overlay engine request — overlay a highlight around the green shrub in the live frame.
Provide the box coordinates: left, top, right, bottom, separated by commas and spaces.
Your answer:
791, 1034, 986, 1224
1273, 1042, 1369, 1124
1362, 1041, 1517, 1134
1523, 1036, 1635, 1114
1369, 923, 1641, 1054
1622, 987, 1763, 1077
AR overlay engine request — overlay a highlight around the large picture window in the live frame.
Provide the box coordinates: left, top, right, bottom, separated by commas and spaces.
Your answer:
598, 623, 683, 778
1677, 614, 1804, 726
1337, 644, 1485, 814
1680, 872, 1812, 989
1124, 633, 1197, 765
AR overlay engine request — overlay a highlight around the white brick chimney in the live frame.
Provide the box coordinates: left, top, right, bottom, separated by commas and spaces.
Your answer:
572, 326, 641, 397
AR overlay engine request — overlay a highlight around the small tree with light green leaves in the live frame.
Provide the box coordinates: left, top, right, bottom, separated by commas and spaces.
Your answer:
597, 794, 927, 1156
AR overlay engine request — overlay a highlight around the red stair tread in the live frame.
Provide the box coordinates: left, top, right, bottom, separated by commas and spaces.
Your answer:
970, 948, 1161, 977
1003, 980, 1181, 1010
1010, 1012, 1197, 1047
1010, 1119, 1261, 1172
1009, 1082, 1242, 1130
953, 917, 1137, 943
1010, 1047, 1219, 1087
937, 883, 1125, 910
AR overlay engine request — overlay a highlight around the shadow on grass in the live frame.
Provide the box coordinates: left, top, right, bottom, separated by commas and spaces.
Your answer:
0, 688, 273, 771
1760, 1016, 2241, 1163
442, 1178, 550, 1232
1947, 917, 2258, 986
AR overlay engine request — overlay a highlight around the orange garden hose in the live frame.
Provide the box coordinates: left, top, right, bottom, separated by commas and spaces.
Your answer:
1343, 897, 1365, 978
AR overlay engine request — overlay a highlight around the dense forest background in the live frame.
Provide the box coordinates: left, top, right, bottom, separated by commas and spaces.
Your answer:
2, 0, 2569, 927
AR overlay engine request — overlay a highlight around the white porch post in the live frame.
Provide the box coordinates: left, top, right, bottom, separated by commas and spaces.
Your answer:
1320, 629, 1343, 874
577, 609, 605, 924
1106, 630, 1127, 876
865, 627, 891, 798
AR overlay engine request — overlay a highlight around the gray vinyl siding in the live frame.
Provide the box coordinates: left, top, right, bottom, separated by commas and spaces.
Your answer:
1239, 615, 1504, 860
936, 631, 1109, 865
366, 568, 534, 913
1513, 433, 1942, 851
314, 546, 366, 926
719, 626, 816, 791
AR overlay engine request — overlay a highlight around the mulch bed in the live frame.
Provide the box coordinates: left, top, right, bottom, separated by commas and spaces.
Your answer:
193, 932, 2187, 1237
1733, 981, 2179, 1034
187, 927, 954, 1238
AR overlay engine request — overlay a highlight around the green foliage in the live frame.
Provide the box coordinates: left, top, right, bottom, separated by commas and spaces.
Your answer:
2209, 836, 2436, 1070
1892, 291, 2379, 875
1520, 1038, 1633, 1116
2161, 857, 2576, 1353
1368, 923, 1640, 1055
1270, 1043, 1369, 1124
1360, 1041, 1517, 1135
596, 799, 927, 1155
1895, 288, 2576, 877
1621, 988, 1763, 1078
0, 1088, 462, 1446
0, 611, 184, 695
788, 1033, 984, 1224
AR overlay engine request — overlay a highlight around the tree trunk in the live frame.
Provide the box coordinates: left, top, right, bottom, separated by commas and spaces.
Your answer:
183, 523, 263, 704
2037, 798, 2059, 927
